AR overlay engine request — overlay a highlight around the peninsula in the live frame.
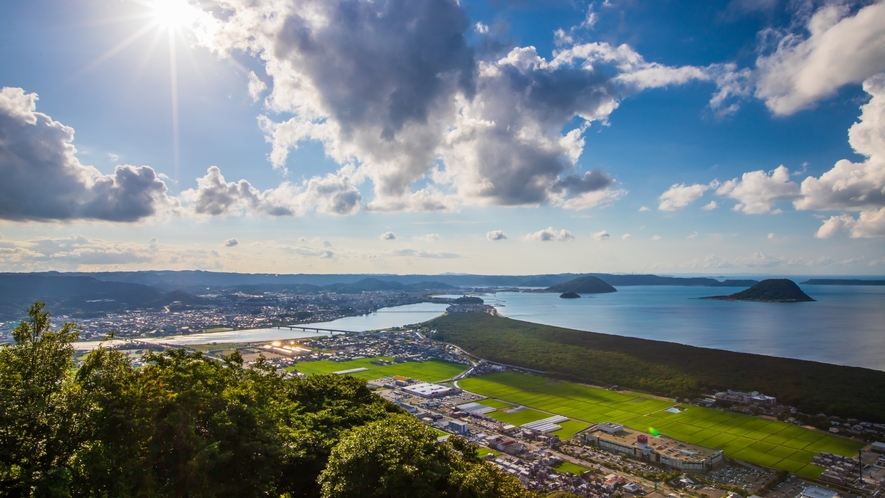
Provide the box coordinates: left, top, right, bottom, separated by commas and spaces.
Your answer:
701, 278, 814, 303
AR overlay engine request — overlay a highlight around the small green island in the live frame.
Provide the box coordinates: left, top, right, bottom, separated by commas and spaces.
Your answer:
545, 276, 617, 294
702, 278, 814, 303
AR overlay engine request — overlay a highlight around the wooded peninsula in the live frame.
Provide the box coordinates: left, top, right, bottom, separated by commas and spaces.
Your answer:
428, 313, 885, 422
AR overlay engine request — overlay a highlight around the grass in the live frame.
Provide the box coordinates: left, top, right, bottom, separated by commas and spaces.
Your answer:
476, 447, 501, 458
487, 407, 549, 426
289, 356, 468, 382
553, 461, 589, 475
459, 372, 863, 477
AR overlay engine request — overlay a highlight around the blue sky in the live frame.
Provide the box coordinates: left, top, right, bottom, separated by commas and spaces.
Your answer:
1, 0, 884, 275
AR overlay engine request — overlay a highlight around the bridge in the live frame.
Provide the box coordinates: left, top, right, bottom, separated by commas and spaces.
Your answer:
273, 325, 352, 335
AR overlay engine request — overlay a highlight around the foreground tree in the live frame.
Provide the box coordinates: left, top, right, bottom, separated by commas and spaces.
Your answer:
0, 303, 81, 496
1, 302, 536, 497
319, 414, 532, 498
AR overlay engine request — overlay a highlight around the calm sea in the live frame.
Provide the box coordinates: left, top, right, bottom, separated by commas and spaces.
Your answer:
482, 285, 885, 372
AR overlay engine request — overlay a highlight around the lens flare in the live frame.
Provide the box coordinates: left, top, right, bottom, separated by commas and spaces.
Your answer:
649, 427, 661, 436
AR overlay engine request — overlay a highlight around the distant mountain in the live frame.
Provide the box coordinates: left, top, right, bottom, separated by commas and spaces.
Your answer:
321, 278, 455, 294
0, 274, 204, 321
546, 276, 617, 294
802, 279, 885, 286
36, 270, 758, 291
702, 279, 814, 303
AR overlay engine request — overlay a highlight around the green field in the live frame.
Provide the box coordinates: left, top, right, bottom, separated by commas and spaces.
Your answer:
460, 372, 863, 477
553, 461, 589, 475
289, 356, 468, 382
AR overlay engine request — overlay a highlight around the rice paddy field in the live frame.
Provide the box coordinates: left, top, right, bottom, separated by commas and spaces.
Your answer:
460, 372, 863, 478
289, 356, 468, 382
476, 400, 591, 439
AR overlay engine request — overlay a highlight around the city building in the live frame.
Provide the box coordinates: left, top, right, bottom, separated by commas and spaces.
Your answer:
714, 390, 776, 405
402, 382, 462, 398
798, 486, 840, 498
579, 424, 723, 471
449, 420, 469, 435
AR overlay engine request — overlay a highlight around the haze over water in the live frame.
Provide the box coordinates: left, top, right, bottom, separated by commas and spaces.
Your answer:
485, 285, 885, 372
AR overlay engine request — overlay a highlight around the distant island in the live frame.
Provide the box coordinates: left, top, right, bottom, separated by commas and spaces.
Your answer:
802, 279, 885, 286
559, 292, 580, 299
545, 276, 617, 294
702, 279, 814, 303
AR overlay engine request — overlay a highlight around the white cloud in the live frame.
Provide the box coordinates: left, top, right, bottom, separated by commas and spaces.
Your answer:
380, 231, 397, 241
651, 235, 662, 241
224, 238, 239, 247
687, 231, 698, 240
523, 227, 575, 242
816, 208, 885, 239
658, 183, 710, 211
795, 75, 885, 212
107, 152, 119, 162
247, 71, 267, 102
190, 1, 727, 212
702, 200, 719, 210
180, 166, 361, 217
0, 87, 177, 222
393, 248, 459, 258
412, 233, 441, 242
486, 230, 507, 241
621, 233, 632, 240
593, 230, 610, 241
639, 205, 651, 212
716, 165, 800, 214
754, 2, 885, 115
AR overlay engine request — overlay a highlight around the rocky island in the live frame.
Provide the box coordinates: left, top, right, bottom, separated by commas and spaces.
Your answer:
559, 292, 581, 299
702, 278, 814, 303
545, 276, 617, 294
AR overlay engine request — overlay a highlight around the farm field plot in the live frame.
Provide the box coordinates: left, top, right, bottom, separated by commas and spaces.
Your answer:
553, 461, 589, 475
290, 357, 468, 382
459, 372, 863, 477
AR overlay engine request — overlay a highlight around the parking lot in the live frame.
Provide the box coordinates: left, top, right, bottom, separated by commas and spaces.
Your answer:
707, 465, 773, 492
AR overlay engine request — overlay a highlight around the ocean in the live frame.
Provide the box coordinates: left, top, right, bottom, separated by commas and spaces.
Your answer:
481, 284, 885, 371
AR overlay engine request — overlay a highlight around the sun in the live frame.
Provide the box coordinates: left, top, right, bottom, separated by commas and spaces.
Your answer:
151, 0, 198, 30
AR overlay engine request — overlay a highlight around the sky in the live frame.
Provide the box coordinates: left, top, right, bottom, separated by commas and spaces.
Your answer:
0, 0, 884, 275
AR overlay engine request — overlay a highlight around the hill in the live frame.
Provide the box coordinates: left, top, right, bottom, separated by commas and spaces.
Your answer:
426, 312, 885, 422
0, 274, 204, 321
559, 292, 580, 299
703, 279, 814, 302
545, 276, 616, 294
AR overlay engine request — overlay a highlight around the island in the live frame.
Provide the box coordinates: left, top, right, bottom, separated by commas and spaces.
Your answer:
702, 278, 814, 302
545, 276, 617, 294
802, 279, 885, 286
559, 292, 581, 299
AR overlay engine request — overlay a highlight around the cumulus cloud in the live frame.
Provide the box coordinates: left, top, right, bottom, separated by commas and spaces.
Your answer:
522, 227, 575, 242
486, 230, 507, 241
715, 165, 800, 214
0, 87, 176, 222
651, 235, 662, 241
380, 231, 397, 241
593, 230, 610, 241
621, 233, 632, 240
702, 200, 719, 210
755, 2, 885, 115
816, 208, 885, 239
180, 166, 361, 217
687, 231, 698, 240
795, 76, 885, 212
224, 238, 239, 247
658, 182, 711, 211
638, 206, 651, 212
191, 0, 733, 212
